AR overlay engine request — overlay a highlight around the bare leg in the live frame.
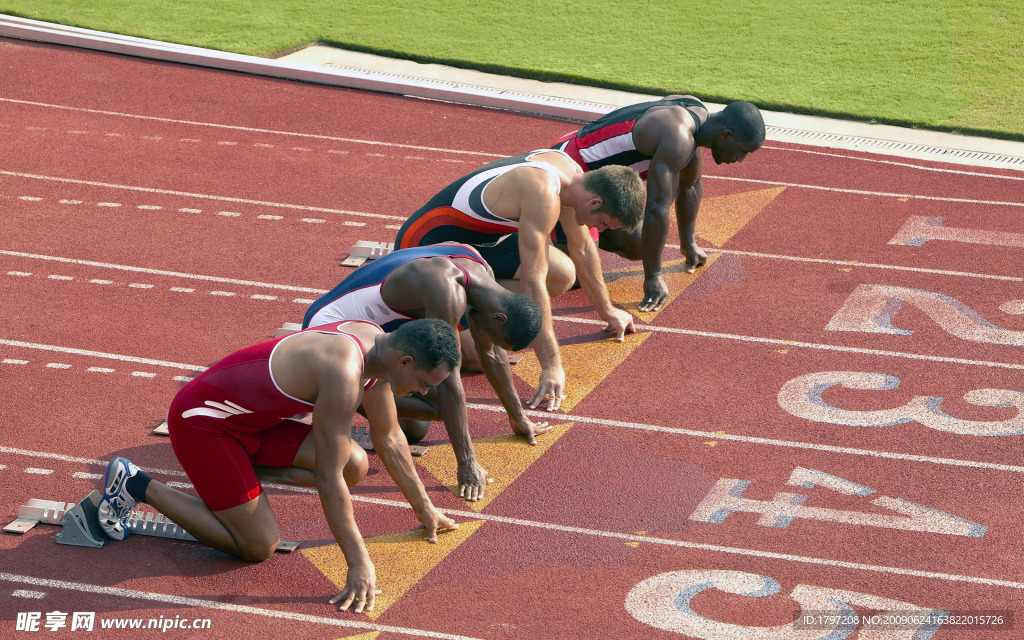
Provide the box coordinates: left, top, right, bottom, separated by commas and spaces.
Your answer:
501, 244, 576, 297
143, 484, 280, 561
255, 432, 368, 487
459, 329, 483, 372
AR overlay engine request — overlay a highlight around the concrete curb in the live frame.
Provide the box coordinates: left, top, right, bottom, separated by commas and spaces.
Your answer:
3, 14, 1024, 171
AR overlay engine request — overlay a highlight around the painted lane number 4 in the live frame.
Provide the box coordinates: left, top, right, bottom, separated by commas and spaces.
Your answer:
689, 467, 985, 538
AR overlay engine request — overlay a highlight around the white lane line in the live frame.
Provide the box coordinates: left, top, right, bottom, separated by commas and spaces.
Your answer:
47, 274, 73, 280
0, 573, 483, 640
301, 218, 325, 223
251, 294, 278, 301
2, 448, 1021, 589
0, 97, 503, 158
465, 402, 1024, 474
12, 589, 46, 599
216, 211, 241, 217
257, 214, 283, 220
711, 175, 1024, 207
131, 371, 157, 378
128, 283, 153, 289
7, 271, 31, 276
0, 250, 329, 293
18, 195, 41, 201
554, 314, 1024, 371
137, 204, 162, 210
170, 287, 195, 293
59, 199, 83, 204
2, 359, 28, 364
210, 291, 236, 296
4, 97, 1021, 181
0, 340, 205, 371
0, 169, 407, 221
96, 202, 121, 207
45, 363, 71, 369
24, 468, 54, 475
0, 445, 186, 474
765, 144, 1024, 181
89, 279, 112, 285
72, 472, 103, 480
707, 248, 1023, 282
86, 367, 114, 373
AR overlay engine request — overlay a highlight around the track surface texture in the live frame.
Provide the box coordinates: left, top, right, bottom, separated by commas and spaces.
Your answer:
2, 37, 1023, 639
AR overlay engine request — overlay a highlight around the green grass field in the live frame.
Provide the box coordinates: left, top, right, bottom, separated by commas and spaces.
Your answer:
2, 1, 1022, 139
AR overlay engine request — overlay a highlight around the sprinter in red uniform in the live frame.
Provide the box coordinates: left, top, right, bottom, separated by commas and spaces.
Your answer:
97, 318, 460, 615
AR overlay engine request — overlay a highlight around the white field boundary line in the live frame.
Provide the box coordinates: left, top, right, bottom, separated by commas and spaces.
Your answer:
4, 167, 1022, 216
0, 573, 483, 640
0, 97, 504, 158
3, 96, 1024, 182
2, 452, 1022, 591
5, 248, 1020, 289
0, 170, 407, 221
0, 249, 332, 293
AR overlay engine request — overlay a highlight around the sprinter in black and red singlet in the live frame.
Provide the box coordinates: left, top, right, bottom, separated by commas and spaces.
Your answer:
394, 149, 644, 411
552, 97, 766, 312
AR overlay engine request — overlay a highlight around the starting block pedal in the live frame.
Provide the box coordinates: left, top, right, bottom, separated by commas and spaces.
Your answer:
343, 240, 394, 267
56, 491, 108, 548
152, 421, 169, 436
275, 322, 303, 338
9, 493, 297, 552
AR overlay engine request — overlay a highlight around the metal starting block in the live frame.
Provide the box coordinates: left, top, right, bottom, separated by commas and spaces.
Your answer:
343, 240, 394, 267
7, 492, 297, 552
275, 322, 303, 338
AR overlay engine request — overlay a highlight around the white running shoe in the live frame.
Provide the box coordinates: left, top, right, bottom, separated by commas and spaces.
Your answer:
97, 457, 140, 541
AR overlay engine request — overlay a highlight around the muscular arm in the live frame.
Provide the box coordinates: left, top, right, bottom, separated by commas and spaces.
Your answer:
561, 206, 619, 321
472, 325, 551, 443
634, 109, 700, 310
362, 381, 458, 539
516, 199, 561, 375
310, 357, 374, 611
675, 155, 706, 272
418, 274, 486, 499
362, 382, 432, 514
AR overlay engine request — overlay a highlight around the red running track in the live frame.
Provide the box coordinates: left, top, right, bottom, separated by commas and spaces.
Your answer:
2, 36, 1024, 639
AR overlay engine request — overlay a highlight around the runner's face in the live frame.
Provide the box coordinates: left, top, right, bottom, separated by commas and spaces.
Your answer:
712, 137, 759, 165
391, 361, 451, 397
576, 211, 621, 232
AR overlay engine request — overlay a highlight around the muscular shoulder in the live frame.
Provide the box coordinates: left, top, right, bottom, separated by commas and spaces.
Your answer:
635, 102, 697, 158
272, 331, 364, 399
